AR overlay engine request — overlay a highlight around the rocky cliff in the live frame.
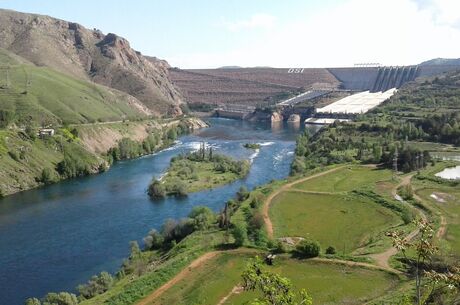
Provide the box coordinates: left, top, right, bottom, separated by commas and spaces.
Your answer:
0, 9, 183, 116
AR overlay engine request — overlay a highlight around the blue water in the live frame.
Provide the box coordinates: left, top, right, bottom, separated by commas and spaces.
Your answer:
0, 118, 314, 305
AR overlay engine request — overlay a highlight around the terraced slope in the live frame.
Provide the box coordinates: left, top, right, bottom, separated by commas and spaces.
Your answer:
170, 68, 339, 105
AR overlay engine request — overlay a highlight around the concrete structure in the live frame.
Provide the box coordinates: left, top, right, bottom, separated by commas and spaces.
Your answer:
316, 89, 396, 115
38, 128, 55, 137
305, 118, 350, 125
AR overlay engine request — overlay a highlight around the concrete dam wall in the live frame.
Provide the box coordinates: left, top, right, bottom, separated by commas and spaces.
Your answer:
328, 66, 419, 92
328, 64, 459, 92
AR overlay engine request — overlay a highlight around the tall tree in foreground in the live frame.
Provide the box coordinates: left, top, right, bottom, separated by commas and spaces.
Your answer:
241, 257, 313, 305
389, 219, 460, 305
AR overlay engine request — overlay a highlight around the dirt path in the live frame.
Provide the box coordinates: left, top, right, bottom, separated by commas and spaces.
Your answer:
136, 251, 220, 305
263, 166, 346, 238
437, 216, 447, 239
312, 257, 401, 274
216, 285, 244, 305
370, 174, 427, 270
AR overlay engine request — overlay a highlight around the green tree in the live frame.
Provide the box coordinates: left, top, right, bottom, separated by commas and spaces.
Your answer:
42, 292, 78, 305
25, 298, 41, 305
325, 246, 336, 255
232, 224, 247, 247
189, 206, 215, 230
77, 271, 114, 299
143, 229, 164, 250
147, 179, 166, 198
296, 240, 321, 258
241, 257, 313, 305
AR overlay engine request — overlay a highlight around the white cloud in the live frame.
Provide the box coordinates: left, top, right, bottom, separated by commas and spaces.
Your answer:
414, 0, 460, 27
221, 13, 277, 32
170, 0, 460, 68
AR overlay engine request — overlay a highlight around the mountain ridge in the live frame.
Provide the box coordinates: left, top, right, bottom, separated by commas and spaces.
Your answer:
0, 8, 183, 116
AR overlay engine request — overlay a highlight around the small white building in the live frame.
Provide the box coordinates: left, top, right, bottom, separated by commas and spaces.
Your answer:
38, 128, 55, 137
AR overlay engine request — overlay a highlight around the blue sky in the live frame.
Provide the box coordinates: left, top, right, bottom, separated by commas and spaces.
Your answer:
1, 0, 459, 68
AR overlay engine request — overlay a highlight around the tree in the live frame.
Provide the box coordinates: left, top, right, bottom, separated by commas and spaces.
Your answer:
77, 271, 114, 299
42, 292, 78, 305
237, 186, 250, 202
232, 224, 247, 247
241, 257, 313, 305
296, 240, 321, 258
189, 206, 215, 230
389, 218, 460, 305
147, 179, 166, 198
25, 299, 41, 305
143, 229, 164, 250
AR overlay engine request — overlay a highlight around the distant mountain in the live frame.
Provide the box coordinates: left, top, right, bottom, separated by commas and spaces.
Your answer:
0, 9, 184, 116
218, 66, 243, 69
419, 58, 460, 66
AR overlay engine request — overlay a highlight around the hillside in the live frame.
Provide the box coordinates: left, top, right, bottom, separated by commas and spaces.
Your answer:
0, 48, 150, 126
0, 9, 183, 115
170, 67, 339, 106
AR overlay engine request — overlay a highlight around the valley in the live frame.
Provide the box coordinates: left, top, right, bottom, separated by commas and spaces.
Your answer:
0, 4, 459, 305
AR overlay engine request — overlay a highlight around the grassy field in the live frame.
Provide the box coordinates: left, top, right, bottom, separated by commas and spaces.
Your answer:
146, 251, 400, 305
416, 187, 460, 256
0, 48, 145, 126
293, 166, 393, 193
270, 191, 400, 253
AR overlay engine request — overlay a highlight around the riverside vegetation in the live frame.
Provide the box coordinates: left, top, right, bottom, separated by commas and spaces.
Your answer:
23, 70, 460, 305
147, 143, 250, 198
0, 117, 202, 197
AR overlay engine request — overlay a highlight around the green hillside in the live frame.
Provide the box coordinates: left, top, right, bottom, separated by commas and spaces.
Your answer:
0, 48, 147, 126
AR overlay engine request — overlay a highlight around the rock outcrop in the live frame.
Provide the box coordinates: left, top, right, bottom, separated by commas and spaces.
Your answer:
0, 9, 184, 116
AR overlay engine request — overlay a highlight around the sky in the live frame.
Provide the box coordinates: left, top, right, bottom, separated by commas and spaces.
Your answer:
0, 0, 459, 68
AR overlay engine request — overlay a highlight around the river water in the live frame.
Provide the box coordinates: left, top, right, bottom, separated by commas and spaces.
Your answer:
0, 118, 314, 305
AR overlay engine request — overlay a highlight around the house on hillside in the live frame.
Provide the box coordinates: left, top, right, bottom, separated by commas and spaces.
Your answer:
38, 128, 55, 138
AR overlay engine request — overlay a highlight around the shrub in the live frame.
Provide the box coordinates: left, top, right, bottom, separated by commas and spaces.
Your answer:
39, 168, 56, 185
8, 150, 19, 161
147, 179, 166, 198
232, 224, 247, 247
325, 246, 336, 255
77, 271, 114, 299
189, 206, 215, 230
236, 186, 250, 202
273, 241, 287, 254
296, 240, 321, 258
42, 292, 78, 305
143, 229, 164, 250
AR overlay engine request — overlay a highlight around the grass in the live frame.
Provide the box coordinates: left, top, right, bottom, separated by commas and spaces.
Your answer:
416, 187, 460, 256
0, 48, 145, 126
144, 251, 400, 305
293, 166, 393, 193
270, 191, 401, 253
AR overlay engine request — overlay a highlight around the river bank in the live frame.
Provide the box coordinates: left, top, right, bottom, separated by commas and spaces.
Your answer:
0, 117, 207, 197
0, 118, 302, 305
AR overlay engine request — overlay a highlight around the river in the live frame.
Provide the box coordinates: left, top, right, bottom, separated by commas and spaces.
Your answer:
0, 118, 315, 305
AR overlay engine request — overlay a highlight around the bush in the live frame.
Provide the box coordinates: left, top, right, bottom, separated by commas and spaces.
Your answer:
232, 224, 247, 247
399, 184, 414, 201
77, 271, 114, 299
325, 246, 336, 255
236, 186, 250, 202
296, 240, 321, 258
8, 150, 19, 161
39, 168, 56, 185
42, 292, 78, 305
189, 206, 215, 230
143, 229, 164, 250
147, 179, 166, 198
273, 241, 287, 253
